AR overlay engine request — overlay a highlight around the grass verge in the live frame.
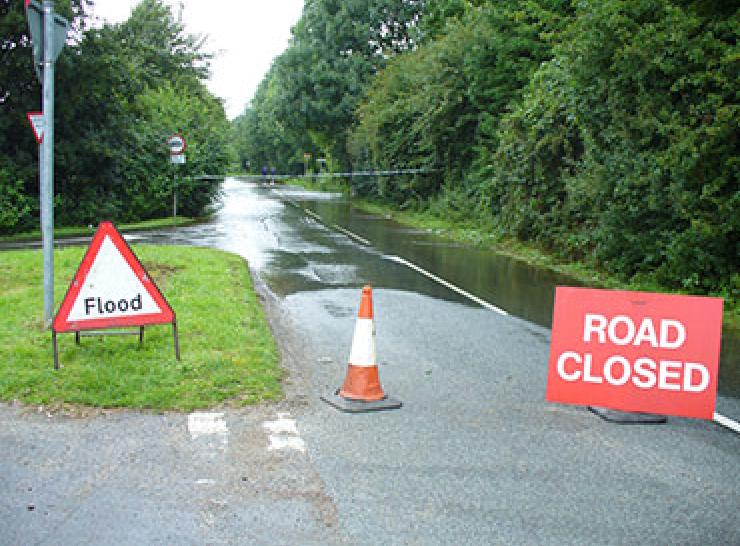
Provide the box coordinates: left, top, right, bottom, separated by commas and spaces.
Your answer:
284, 176, 349, 193
0, 245, 282, 411
0, 216, 201, 243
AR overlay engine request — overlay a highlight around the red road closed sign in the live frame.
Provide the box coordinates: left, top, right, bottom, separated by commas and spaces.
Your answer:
546, 287, 723, 419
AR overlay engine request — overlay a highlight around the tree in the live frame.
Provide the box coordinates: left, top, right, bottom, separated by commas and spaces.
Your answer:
350, 1, 572, 205
0, 0, 230, 232
236, 0, 424, 173
0, 0, 90, 232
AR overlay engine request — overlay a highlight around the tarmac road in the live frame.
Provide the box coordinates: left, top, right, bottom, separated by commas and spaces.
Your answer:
2, 180, 738, 545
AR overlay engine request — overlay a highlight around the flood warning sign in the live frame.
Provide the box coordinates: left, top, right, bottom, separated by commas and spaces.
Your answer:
53, 222, 174, 332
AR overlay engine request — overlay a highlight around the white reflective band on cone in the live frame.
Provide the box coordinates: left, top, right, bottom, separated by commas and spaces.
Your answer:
348, 318, 376, 366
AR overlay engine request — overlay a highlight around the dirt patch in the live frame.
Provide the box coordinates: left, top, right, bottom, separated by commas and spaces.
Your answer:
144, 262, 183, 290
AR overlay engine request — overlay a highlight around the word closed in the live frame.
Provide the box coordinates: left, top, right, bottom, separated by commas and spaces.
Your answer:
546, 287, 723, 419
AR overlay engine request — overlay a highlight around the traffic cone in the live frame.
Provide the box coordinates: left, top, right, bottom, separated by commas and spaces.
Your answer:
321, 286, 402, 413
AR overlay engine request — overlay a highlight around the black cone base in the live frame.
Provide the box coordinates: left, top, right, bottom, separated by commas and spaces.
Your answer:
321, 389, 402, 413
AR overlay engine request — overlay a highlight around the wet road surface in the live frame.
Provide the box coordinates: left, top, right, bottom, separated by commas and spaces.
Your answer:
2, 179, 739, 545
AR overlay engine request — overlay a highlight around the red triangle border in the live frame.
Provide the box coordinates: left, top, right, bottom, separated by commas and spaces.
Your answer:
52, 221, 175, 332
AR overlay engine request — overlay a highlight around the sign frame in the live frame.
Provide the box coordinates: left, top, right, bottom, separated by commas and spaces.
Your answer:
545, 286, 723, 420
51, 221, 180, 369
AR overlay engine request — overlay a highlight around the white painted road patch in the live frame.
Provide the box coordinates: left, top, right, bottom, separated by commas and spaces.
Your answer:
263, 413, 306, 452
188, 412, 229, 440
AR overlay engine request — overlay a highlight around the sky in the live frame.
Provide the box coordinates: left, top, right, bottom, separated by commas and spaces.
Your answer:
90, 0, 305, 119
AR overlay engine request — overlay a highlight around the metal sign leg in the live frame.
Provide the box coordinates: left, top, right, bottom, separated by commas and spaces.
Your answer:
52, 331, 59, 370
172, 321, 181, 360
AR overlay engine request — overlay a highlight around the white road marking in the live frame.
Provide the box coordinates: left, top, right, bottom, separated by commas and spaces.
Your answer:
713, 412, 740, 434
196, 479, 216, 485
262, 413, 306, 453
188, 412, 229, 440
332, 224, 371, 246
304, 209, 323, 222
262, 413, 299, 435
386, 254, 508, 315
267, 436, 307, 452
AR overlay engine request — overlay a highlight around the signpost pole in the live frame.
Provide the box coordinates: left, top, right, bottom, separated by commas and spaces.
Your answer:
167, 134, 186, 218
41, 0, 55, 327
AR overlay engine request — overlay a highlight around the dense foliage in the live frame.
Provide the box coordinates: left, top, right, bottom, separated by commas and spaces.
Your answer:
236, 0, 738, 302
233, 0, 424, 174
0, 0, 231, 233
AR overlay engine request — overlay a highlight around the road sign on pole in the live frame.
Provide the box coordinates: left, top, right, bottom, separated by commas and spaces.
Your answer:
166, 134, 187, 217
26, 111, 45, 144
25, 1, 69, 83
26, 0, 68, 327
167, 133, 187, 155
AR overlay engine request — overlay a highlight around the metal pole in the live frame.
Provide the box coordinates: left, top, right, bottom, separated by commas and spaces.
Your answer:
173, 171, 177, 218
41, 0, 55, 327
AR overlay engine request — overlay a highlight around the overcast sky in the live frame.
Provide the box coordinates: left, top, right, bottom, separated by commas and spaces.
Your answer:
91, 0, 305, 119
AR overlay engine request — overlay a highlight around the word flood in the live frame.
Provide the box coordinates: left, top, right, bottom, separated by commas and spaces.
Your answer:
84, 294, 143, 315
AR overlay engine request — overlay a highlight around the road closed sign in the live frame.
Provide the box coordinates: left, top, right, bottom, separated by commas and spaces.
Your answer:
53, 222, 175, 332
546, 287, 723, 419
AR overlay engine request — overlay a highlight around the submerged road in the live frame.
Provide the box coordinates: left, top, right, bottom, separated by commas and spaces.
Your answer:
2, 179, 739, 545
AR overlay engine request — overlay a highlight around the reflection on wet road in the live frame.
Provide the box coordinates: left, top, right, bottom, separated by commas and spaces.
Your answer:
119, 179, 738, 397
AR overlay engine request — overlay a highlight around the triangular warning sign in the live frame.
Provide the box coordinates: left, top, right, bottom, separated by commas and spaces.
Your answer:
27, 111, 44, 144
53, 222, 175, 333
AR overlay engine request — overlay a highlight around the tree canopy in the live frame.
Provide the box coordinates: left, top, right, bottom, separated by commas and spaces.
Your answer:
0, 0, 231, 232
235, 0, 738, 301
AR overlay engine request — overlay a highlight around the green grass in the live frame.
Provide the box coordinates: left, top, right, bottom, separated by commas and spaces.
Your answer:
0, 216, 201, 243
0, 246, 282, 411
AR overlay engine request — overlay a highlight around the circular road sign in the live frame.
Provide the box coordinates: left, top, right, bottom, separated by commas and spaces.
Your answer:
167, 133, 187, 155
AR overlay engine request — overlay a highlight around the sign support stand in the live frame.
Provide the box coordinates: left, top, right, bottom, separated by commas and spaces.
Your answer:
173, 321, 181, 360
588, 406, 666, 424
167, 133, 186, 218
51, 221, 181, 369
53, 325, 180, 370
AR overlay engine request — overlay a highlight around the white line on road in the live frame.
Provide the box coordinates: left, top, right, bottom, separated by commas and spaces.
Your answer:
386, 255, 508, 316
299, 206, 371, 245
332, 224, 371, 246
713, 412, 740, 434
304, 208, 323, 222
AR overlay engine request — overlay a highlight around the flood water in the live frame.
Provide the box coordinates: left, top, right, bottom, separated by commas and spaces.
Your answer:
275, 183, 740, 399
7, 179, 736, 398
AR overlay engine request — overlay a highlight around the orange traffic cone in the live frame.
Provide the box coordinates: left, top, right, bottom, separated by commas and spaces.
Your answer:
321, 286, 402, 413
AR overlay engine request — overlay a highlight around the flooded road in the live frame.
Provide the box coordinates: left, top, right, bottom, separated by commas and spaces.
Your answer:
127, 179, 738, 399
4, 179, 738, 546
